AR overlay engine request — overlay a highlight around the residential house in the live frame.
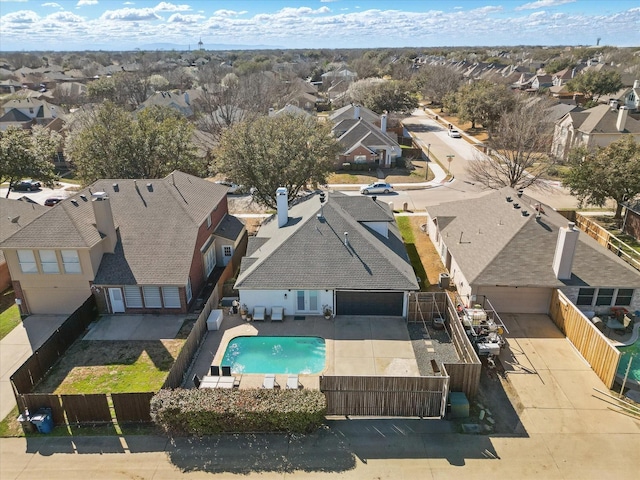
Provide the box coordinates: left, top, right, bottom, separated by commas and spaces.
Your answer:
601, 80, 640, 112
332, 110, 401, 168
425, 188, 640, 314
235, 189, 419, 318
552, 104, 640, 160
0, 98, 63, 131
329, 104, 379, 125
0, 199, 48, 293
268, 104, 311, 118
136, 90, 201, 119
0, 171, 246, 315
529, 74, 554, 91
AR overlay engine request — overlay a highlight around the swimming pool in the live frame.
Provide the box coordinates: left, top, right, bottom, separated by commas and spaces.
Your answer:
616, 341, 640, 384
221, 336, 326, 374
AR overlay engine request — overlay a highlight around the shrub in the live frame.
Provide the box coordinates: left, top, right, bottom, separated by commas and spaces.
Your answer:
342, 162, 351, 171
150, 388, 327, 435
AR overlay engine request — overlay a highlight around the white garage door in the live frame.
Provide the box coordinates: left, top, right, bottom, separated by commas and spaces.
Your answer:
475, 286, 553, 314
23, 288, 90, 315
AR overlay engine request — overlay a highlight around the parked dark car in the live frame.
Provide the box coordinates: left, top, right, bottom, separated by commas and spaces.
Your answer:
44, 197, 64, 206
12, 180, 41, 192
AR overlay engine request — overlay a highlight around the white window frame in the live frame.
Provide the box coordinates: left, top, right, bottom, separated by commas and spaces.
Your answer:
206, 214, 212, 229
61, 250, 81, 274
124, 285, 143, 308
39, 250, 59, 274
143, 286, 162, 308
576, 287, 634, 308
186, 277, 193, 303
201, 237, 216, 278
223, 245, 233, 257
296, 290, 320, 313
17, 250, 37, 274
162, 287, 181, 308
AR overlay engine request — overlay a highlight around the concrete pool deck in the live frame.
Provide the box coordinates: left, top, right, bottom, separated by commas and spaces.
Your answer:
186, 314, 425, 390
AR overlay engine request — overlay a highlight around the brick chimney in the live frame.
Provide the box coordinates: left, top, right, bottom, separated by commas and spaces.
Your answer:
91, 192, 117, 253
552, 222, 579, 280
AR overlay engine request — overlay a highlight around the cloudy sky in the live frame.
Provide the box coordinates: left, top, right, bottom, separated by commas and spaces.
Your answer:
0, 0, 638, 51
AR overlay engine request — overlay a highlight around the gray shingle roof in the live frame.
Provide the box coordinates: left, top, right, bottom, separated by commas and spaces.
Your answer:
329, 104, 379, 124
427, 188, 640, 288
0, 198, 48, 264
0, 171, 229, 286
235, 192, 419, 291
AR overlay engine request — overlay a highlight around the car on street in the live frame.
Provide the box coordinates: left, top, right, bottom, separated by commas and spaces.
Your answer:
214, 180, 241, 194
44, 196, 65, 206
448, 129, 461, 138
12, 179, 41, 191
360, 182, 393, 195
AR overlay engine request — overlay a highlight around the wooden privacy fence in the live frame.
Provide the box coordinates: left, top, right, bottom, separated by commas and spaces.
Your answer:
320, 375, 448, 417
574, 213, 640, 272
549, 289, 620, 388
11, 296, 97, 396
18, 392, 155, 425
407, 292, 482, 399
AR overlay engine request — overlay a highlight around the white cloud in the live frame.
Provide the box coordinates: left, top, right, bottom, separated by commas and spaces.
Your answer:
515, 0, 575, 11
213, 9, 247, 17
167, 13, 204, 23
154, 2, 191, 12
100, 7, 161, 21
1, 10, 40, 23
320, 0, 338, 2
41, 2, 62, 8
76, 0, 97, 6
48, 11, 85, 23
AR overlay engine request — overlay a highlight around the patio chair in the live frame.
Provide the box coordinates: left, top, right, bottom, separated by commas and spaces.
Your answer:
286, 374, 301, 389
253, 306, 266, 321
271, 306, 284, 322
616, 315, 633, 335
592, 317, 607, 333
262, 374, 279, 389
192, 374, 201, 389
221, 365, 232, 376
210, 365, 220, 376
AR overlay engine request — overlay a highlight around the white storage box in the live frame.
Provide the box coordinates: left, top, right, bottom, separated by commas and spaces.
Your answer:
206, 309, 224, 331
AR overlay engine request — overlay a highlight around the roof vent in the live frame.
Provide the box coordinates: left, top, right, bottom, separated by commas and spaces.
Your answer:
79, 194, 87, 201
146, 183, 153, 192
344, 232, 349, 246
113, 183, 119, 192
513, 203, 520, 209
506, 196, 512, 202
372, 195, 377, 202
517, 189, 524, 197
521, 210, 529, 216
71, 199, 78, 206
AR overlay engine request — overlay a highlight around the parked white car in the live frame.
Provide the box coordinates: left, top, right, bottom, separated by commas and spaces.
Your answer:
448, 129, 461, 138
360, 182, 393, 195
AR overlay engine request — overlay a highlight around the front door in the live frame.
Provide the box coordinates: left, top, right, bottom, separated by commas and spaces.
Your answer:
296, 290, 319, 313
109, 288, 125, 313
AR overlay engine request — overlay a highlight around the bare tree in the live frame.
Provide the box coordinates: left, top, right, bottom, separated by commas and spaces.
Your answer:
414, 64, 462, 106
466, 98, 557, 189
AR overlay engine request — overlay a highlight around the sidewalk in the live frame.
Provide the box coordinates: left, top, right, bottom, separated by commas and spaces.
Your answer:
0, 315, 68, 420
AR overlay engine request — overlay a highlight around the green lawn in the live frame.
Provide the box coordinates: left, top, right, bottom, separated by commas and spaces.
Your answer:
0, 289, 21, 341
397, 216, 429, 291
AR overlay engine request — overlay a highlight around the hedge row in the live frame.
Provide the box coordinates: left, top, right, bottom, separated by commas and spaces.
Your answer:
150, 388, 327, 435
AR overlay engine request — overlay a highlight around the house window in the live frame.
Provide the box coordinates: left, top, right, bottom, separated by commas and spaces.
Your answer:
17, 250, 37, 273
186, 277, 193, 303
296, 290, 319, 312
595, 288, 615, 306
201, 237, 216, 278
39, 250, 59, 273
124, 286, 143, 308
223, 245, 232, 257
61, 250, 81, 273
615, 289, 634, 306
143, 286, 162, 308
207, 214, 212, 229
162, 287, 181, 308
576, 288, 595, 306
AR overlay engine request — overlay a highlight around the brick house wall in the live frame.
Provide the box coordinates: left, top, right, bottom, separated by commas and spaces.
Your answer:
623, 210, 640, 241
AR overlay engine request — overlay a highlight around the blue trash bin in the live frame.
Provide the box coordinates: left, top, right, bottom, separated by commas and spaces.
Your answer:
30, 408, 53, 434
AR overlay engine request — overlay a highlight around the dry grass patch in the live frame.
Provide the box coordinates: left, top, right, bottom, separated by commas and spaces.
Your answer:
406, 217, 450, 292
33, 339, 185, 394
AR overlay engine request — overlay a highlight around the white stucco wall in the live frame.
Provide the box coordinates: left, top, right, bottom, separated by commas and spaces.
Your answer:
238, 289, 334, 317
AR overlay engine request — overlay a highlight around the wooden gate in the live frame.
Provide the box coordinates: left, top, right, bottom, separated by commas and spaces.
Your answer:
320, 375, 449, 417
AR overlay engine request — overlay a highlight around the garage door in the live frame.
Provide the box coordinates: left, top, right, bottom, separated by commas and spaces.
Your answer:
336, 291, 404, 316
475, 286, 553, 314
23, 287, 90, 315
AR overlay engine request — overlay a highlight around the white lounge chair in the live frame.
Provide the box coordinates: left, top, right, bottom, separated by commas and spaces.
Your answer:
271, 306, 284, 322
286, 374, 301, 389
262, 373, 279, 389
253, 306, 266, 321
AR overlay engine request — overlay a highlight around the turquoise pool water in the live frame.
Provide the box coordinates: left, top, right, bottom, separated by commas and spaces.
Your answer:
616, 341, 640, 382
221, 336, 326, 374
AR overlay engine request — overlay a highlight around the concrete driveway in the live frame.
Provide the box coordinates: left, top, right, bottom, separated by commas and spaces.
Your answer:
82, 314, 188, 341
0, 315, 67, 420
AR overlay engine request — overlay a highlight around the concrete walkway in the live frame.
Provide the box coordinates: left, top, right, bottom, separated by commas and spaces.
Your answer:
0, 315, 68, 420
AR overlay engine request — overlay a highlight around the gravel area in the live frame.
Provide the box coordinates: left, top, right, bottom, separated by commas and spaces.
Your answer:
408, 321, 461, 376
